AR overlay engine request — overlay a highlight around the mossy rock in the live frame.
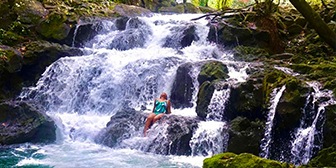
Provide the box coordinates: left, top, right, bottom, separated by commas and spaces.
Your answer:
0, 101, 56, 145
203, 152, 294, 168
262, 70, 287, 104
0, 47, 23, 73
324, 105, 336, 148
198, 61, 229, 86
196, 81, 215, 120
227, 77, 264, 120
37, 13, 70, 41
0, 31, 25, 46
158, 5, 184, 13
227, 117, 265, 155
233, 46, 270, 62
183, 3, 202, 13
306, 143, 336, 167
13, 0, 48, 24
0, 0, 12, 29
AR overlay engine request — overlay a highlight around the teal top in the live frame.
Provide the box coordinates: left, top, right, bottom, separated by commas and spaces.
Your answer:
154, 100, 167, 115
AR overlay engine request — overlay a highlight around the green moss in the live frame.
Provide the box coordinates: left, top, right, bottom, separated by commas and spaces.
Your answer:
203, 152, 293, 168
233, 46, 270, 62
0, 49, 22, 73
0, 31, 24, 46
196, 81, 215, 119
198, 61, 229, 85
39, 13, 70, 40
262, 70, 287, 104
307, 144, 336, 167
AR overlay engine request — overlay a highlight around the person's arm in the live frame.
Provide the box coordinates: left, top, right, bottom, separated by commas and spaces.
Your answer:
166, 100, 171, 114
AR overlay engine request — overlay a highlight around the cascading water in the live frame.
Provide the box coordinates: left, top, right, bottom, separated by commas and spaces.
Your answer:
259, 85, 286, 159
290, 81, 336, 166
4, 14, 248, 168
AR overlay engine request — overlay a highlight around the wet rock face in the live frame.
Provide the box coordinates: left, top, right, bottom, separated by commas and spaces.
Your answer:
170, 63, 195, 109
227, 78, 264, 120
163, 24, 199, 49
196, 81, 215, 120
323, 105, 336, 148
95, 107, 199, 156
95, 107, 147, 148
0, 101, 56, 145
227, 117, 265, 156
108, 18, 152, 50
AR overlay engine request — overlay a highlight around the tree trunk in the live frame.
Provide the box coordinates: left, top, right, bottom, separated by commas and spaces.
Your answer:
289, 0, 336, 51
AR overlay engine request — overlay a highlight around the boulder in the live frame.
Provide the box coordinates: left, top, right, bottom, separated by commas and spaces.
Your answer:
0, 46, 23, 73
275, 77, 310, 131
170, 62, 195, 109
20, 40, 83, 85
0, 101, 56, 145
95, 107, 199, 155
0, 0, 12, 29
158, 4, 185, 13
207, 17, 269, 47
196, 81, 215, 120
163, 24, 200, 49
37, 13, 71, 41
109, 18, 151, 50
183, 3, 202, 13
114, 3, 152, 17
13, 0, 48, 24
324, 105, 336, 148
203, 152, 294, 168
197, 61, 229, 85
95, 107, 147, 147
227, 77, 264, 120
227, 117, 265, 155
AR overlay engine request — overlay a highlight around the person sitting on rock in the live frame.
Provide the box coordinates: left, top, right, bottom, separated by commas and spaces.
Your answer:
144, 92, 171, 137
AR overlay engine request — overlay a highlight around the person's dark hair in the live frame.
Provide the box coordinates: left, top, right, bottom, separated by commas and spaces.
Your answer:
160, 92, 167, 100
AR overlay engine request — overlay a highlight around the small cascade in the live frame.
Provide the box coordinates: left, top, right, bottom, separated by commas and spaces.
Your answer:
206, 88, 231, 121
189, 121, 228, 156
290, 82, 336, 165
260, 85, 286, 158
72, 24, 81, 47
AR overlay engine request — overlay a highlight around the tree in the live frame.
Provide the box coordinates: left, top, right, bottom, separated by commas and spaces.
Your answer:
289, 0, 336, 51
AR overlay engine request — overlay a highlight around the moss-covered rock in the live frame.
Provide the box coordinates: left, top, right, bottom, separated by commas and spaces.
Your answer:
0, 0, 12, 29
306, 143, 336, 168
196, 81, 215, 119
198, 61, 229, 86
324, 105, 336, 148
227, 77, 264, 120
20, 40, 82, 84
233, 46, 270, 62
13, 0, 48, 24
37, 13, 70, 41
275, 77, 310, 130
0, 47, 23, 73
158, 4, 184, 13
0, 101, 56, 145
227, 117, 265, 155
183, 3, 202, 13
203, 152, 294, 168
114, 3, 152, 17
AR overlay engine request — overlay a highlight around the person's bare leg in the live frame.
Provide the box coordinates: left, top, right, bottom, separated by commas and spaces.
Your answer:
153, 113, 165, 124
144, 113, 156, 137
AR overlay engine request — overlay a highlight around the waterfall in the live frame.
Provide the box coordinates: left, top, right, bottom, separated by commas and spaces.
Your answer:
14, 14, 249, 167
259, 85, 286, 158
290, 82, 336, 166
